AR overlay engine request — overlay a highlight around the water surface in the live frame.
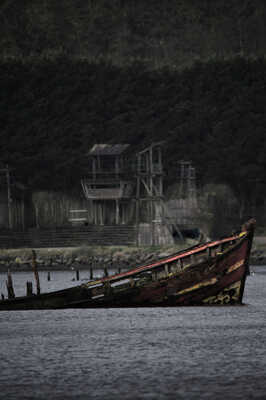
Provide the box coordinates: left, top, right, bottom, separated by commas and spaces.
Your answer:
0, 267, 266, 399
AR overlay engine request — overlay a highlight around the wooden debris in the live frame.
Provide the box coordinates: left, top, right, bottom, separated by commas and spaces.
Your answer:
26, 281, 33, 296
32, 250, 40, 295
76, 270, 80, 281
6, 269, 15, 299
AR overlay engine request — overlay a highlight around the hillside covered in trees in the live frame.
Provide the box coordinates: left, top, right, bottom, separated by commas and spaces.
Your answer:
1, 57, 266, 206
1, 0, 266, 67
1, 0, 266, 222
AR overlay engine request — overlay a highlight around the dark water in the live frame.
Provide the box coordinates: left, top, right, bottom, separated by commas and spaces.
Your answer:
0, 267, 266, 400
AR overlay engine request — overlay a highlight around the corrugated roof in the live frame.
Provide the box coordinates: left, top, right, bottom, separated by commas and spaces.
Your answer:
89, 144, 130, 155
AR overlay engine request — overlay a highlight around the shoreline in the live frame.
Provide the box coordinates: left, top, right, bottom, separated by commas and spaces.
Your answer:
0, 242, 195, 272
0, 237, 265, 272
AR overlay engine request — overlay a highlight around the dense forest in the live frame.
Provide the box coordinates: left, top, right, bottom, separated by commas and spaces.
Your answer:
1, 0, 266, 221
1, 0, 266, 67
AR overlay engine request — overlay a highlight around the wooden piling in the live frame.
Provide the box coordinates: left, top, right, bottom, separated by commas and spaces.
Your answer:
26, 281, 33, 296
76, 270, 80, 281
47, 271, 51, 281
90, 267, 93, 280
32, 250, 40, 295
6, 269, 15, 299
104, 266, 108, 277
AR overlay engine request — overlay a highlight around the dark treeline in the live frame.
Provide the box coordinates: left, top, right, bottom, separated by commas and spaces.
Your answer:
1, 0, 266, 68
1, 56, 266, 216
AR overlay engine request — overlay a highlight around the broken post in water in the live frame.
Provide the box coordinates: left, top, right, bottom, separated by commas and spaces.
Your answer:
6, 269, 15, 299
32, 250, 40, 295
26, 281, 33, 296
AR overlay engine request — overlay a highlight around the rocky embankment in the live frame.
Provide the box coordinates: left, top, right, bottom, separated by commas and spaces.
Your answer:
0, 236, 265, 273
0, 243, 194, 272
250, 250, 266, 265
250, 236, 266, 265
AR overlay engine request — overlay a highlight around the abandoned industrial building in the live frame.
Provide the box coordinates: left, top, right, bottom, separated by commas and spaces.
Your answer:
0, 143, 200, 248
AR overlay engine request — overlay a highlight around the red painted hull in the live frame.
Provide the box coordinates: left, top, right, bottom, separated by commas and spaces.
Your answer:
81, 234, 250, 307
0, 220, 255, 310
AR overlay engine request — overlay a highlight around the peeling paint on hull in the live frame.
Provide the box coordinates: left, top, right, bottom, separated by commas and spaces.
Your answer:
0, 220, 255, 310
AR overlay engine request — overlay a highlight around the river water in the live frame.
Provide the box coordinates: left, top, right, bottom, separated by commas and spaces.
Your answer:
0, 266, 266, 400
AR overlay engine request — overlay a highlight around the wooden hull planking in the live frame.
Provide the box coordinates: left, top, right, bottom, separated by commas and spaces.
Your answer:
0, 220, 255, 310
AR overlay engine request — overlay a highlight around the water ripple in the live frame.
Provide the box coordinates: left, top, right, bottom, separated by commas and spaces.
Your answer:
0, 267, 266, 399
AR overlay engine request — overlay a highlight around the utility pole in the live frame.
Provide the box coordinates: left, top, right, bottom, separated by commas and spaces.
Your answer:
6, 165, 12, 229
0, 165, 12, 229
